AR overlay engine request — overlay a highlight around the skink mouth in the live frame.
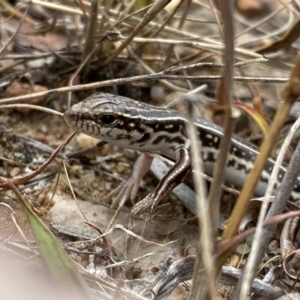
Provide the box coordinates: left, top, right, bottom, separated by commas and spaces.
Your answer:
63, 108, 78, 128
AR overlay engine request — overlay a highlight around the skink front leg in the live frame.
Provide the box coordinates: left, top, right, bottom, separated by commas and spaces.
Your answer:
130, 146, 192, 219
106, 153, 153, 208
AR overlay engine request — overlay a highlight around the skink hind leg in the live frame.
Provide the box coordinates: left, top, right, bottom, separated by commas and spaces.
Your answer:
130, 146, 192, 219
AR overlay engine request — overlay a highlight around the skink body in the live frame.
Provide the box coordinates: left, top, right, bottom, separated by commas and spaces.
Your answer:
64, 93, 300, 216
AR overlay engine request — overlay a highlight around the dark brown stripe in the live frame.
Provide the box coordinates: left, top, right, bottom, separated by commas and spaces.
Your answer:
152, 135, 186, 146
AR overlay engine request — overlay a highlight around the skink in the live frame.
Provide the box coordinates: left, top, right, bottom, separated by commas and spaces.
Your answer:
63, 92, 300, 218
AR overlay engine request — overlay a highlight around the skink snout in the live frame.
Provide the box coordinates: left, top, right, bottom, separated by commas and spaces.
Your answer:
64, 108, 77, 128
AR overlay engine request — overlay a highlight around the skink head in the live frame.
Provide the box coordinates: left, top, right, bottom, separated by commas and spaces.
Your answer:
64, 93, 188, 155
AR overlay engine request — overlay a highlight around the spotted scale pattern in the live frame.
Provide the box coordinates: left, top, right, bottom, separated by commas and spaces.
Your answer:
64, 92, 300, 205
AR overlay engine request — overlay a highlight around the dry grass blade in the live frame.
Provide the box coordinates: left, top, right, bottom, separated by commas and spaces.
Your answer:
216, 210, 300, 258
0, 104, 63, 116
207, 0, 235, 239
257, 18, 300, 54
102, 0, 171, 68
0, 73, 289, 105
185, 99, 215, 299
190, 0, 235, 299
6, 179, 93, 299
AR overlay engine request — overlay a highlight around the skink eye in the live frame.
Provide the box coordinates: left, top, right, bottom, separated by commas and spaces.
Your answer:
99, 115, 115, 125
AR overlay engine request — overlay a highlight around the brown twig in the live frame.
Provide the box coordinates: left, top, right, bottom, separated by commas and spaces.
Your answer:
0, 131, 76, 187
